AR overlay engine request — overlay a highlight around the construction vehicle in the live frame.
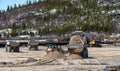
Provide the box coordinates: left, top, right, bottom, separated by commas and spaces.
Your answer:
5, 40, 20, 52
44, 38, 65, 53
111, 37, 120, 46
28, 40, 39, 50
45, 44, 64, 53
67, 31, 88, 58
45, 31, 88, 58
71, 31, 102, 47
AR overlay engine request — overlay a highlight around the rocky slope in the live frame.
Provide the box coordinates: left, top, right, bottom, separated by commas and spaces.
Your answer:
0, 0, 120, 32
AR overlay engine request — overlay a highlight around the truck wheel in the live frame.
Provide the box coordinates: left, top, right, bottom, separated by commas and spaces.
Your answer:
5, 46, 8, 52
16, 47, 20, 52
35, 46, 38, 50
81, 47, 88, 58
29, 46, 36, 51
29, 46, 31, 50
6, 46, 11, 52
14, 47, 20, 52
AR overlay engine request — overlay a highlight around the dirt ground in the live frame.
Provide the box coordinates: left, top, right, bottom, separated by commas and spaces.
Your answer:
0, 45, 120, 71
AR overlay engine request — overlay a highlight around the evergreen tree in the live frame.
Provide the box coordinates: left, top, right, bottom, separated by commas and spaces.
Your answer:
22, 23, 27, 30
10, 6, 13, 10
0, 10, 1, 14
28, 0, 32, 5
7, 5, 10, 11
14, 4, 17, 9
26, 0, 29, 5
18, 4, 21, 8
11, 23, 18, 37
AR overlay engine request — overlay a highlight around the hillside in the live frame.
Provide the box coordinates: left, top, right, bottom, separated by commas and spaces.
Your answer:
0, 1, 46, 27
0, 0, 120, 35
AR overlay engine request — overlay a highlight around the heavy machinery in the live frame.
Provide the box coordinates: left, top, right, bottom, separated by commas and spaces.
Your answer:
45, 31, 88, 58
109, 37, 120, 46
28, 40, 39, 50
71, 31, 102, 47
45, 44, 64, 53
44, 38, 65, 53
67, 31, 88, 58
5, 40, 20, 52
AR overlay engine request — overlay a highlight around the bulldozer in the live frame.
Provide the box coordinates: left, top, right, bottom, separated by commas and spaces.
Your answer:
28, 40, 39, 51
67, 31, 88, 58
5, 40, 20, 52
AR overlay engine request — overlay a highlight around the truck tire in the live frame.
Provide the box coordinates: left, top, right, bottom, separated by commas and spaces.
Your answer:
29, 46, 37, 51
35, 46, 38, 50
28, 45, 32, 50
13, 47, 19, 52
5, 46, 8, 52
15, 47, 20, 52
6, 46, 11, 52
81, 47, 88, 58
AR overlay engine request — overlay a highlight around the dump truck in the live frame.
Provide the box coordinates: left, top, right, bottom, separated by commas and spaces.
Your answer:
67, 31, 88, 58
5, 40, 20, 52
45, 31, 88, 58
28, 40, 39, 50
71, 31, 102, 47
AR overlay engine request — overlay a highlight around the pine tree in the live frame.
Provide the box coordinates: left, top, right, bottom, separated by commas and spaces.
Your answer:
18, 4, 21, 8
26, 0, 29, 5
22, 23, 27, 30
11, 23, 18, 37
14, 4, 17, 9
28, 0, 32, 5
10, 6, 13, 10
7, 5, 10, 11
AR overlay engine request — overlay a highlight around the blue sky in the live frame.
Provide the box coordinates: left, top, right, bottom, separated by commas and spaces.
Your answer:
0, 0, 38, 11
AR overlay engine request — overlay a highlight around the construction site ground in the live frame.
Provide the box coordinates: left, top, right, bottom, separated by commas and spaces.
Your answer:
0, 44, 120, 71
